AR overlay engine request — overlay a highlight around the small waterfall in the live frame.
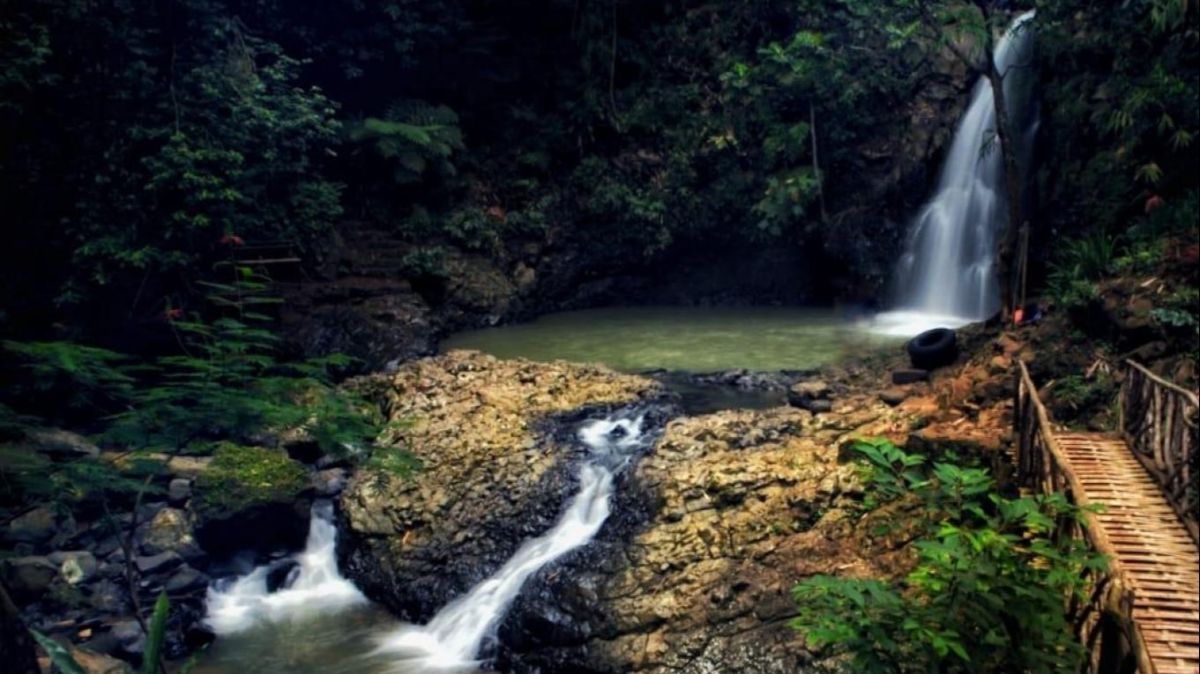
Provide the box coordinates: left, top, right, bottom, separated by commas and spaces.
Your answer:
374, 414, 647, 673
204, 501, 368, 635
874, 11, 1037, 337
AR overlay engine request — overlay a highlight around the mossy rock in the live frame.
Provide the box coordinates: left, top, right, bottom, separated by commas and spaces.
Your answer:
191, 444, 311, 557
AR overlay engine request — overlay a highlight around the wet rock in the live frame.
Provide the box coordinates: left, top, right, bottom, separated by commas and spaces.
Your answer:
167, 479, 192, 505
503, 407, 897, 673
786, 379, 832, 412
339, 351, 667, 621
1, 556, 57, 601
265, 559, 300, 592
164, 566, 208, 594
313, 468, 348, 496
892, 368, 930, 384
5, 506, 66, 545
109, 619, 145, 655
138, 508, 201, 561
190, 444, 311, 558
85, 580, 128, 613
134, 551, 182, 576
879, 388, 908, 406
49, 551, 98, 585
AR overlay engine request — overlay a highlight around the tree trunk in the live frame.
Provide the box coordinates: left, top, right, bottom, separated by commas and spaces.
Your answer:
984, 54, 1024, 317
0, 582, 41, 674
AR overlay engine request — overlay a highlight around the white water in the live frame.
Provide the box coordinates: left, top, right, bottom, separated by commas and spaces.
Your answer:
873, 11, 1037, 337
374, 415, 645, 673
204, 502, 368, 635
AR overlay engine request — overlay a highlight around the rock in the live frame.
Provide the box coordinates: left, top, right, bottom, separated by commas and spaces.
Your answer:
49, 551, 98, 585
340, 351, 669, 623
786, 380, 832, 412
134, 552, 182, 575
5, 506, 66, 545
892, 368, 930, 384
167, 479, 192, 505
109, 619, 145, 655
265, 559, 299, 592
804, 399, 834, 413
879, 388, 908, 406
190, 444, 311, 558
340, 353, 902, 674
85, 580, 128, 613
313, 468, 348, 496
138, 508, 201, 561
1, 556, 57, 601
27, 428, 100, 459
67, 646, 133, 674
163, 566, 208, 594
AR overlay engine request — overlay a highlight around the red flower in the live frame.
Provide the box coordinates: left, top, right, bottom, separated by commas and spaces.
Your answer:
1145, 194, 1165, 214
165, 307, 184, 321
219, 233, 246, 246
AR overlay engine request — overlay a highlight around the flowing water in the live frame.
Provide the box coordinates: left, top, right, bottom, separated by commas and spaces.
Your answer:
197, 414, 650, 674
873, 11, 1038, 337
195, 503, 389, 673
442, 306, 890, 372
373, 415, 646, 672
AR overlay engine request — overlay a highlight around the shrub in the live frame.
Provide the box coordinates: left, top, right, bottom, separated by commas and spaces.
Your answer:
791, 438, 1104, 673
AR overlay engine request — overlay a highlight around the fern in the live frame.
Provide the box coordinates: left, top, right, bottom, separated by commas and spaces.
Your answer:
347, 99, 464, 184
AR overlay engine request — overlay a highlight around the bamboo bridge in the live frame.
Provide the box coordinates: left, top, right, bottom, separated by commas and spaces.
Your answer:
1015, 359, 1199, 673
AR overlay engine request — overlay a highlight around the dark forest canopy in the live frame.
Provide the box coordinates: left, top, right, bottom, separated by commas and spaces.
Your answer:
0, 0, 1196, 345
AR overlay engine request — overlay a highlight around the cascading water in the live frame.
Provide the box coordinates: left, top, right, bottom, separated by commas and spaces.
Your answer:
373, 414, 648, 673
874, 11, 1038, 337
204, 501, 368, 635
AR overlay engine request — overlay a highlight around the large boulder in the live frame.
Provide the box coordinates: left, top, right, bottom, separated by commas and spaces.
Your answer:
189, 444, 311, 558
339, 353, 908, 673
499, 408, 894, 673
338, 351, 667, 620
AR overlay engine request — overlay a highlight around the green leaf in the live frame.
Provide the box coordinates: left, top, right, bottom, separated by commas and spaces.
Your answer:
30, 630, 87, 674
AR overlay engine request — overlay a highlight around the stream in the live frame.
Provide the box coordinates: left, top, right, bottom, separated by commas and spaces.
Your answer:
196, 413, 651, 674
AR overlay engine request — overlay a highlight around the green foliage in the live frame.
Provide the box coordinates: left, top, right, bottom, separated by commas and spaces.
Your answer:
0, 444, 161, 511
30, 591, 171, 674
348, 100, 464, 185
29, 629, 87, 674
791, 438, 1103, 673
1, 340, 134, 423
105, 267, 381, 457
1036, 0, 1199, 236
1046, 230, 1117, 308
141, 592, 169, 674
192, 443, 308, 521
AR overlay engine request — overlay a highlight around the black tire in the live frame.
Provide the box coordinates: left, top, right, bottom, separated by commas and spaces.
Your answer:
907, 328, 958, 370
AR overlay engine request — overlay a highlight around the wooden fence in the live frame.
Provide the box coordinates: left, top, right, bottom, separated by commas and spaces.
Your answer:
1119, 359, 1200, 544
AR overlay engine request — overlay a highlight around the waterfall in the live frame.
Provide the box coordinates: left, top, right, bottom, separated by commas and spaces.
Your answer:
204, 501, 368, 635
874, 11, 1038, 337
373, 414, 647, 673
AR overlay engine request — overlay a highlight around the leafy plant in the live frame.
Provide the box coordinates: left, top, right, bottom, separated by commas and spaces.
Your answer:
347, 100, 464, 185
31, 591, 173, 674
791, 438, 1104, 673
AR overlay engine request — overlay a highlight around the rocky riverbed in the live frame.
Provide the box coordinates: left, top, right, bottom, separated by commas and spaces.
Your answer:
336, 342, 1019, 673
6, 326, 1030, 673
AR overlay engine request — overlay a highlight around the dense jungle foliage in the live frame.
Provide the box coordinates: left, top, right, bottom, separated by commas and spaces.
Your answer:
0, 1, 1196, 670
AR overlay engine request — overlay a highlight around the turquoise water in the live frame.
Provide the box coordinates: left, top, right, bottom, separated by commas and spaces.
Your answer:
442, 306, 891, 373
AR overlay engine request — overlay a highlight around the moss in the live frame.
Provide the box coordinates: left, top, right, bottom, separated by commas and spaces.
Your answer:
192, 443, 308, 520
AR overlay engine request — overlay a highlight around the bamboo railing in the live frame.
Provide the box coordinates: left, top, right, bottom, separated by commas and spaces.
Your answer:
1015, 361, 1153, 674
1119, 359, 1200, 544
